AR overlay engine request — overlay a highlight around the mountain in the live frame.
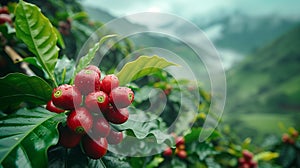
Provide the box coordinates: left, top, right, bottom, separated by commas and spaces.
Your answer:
82, 6, 299, 69
226, 25, 300, 114
84, 6, 115, 23
193, 11, 300, 54
223, 25, 300, 141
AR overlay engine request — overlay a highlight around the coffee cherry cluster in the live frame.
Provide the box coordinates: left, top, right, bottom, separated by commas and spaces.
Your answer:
163, 135, 187, 159
238, 150, 257, 168
282, 129, 298, 145
46, 65, 134, 159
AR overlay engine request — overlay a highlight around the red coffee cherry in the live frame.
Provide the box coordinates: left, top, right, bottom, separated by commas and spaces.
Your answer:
106, 130, 123, 145
82, 135, 108, 159
100, 74, 119, 94
84, 65, 101, 78
46, 100, 65, 113
85, 91, 109, 113
176, 150, 187, 159
91, 117, 111, 138
52, 84, 82, 110
105, 107, 129, 124
67, 107, 93, 134
58, 125, 82, 148
163, 147, 173, 157
74, 69, 101, 95
109, 87, 134, 108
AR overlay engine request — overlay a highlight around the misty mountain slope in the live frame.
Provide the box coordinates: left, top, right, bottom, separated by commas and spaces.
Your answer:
84, 6, 115, 23
225, 25, 300, 115
193, 11, 300, 55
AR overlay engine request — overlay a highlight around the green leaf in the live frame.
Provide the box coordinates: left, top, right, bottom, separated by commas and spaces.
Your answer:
101, 155, 131, 168
73, 34, 118, 79
70, 12, 89, 20
0, 107, 65, 168
146, 156, 164, 168
48, 146, 90, 168
0, 73, 53, 109
54, 56, 75, 85
112, 108, 174, 147
278, 144, 296, 167
114, 116, 174, 145
21, 57, 42, 69
15, 0, 59, 86
254, 151, 279, 161
171, 158, 187, 168
116, 55, 178, 85
184, 128, 221, 144
53, 27, 65, 49
189, 141, 219, 161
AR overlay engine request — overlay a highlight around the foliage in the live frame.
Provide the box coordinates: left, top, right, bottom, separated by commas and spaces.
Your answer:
0, 0, 299, 168
0, 107, 65, 167
224, 25, 300, 142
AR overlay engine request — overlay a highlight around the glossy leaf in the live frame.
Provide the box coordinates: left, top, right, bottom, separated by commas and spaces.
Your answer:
116, 56, 178, 85
54, 56, 75, 85
146, 156, 164, 168
48, 146, 130, 168
184, 128, 221, 144
0, 73, 52, 109
171, 158, 187, 168
101, 155, 131, 168
53, 27, 65, 49
15, 0, 59, 86
0, 107, 65, 167
112, 108, 174, 146
73, 34, 118, 78
21, 57, 42, 69
48, 146, 92, 168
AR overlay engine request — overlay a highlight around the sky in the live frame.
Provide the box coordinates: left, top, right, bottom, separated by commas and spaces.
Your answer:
81, 0, 300, 70
82, 0, 300, 20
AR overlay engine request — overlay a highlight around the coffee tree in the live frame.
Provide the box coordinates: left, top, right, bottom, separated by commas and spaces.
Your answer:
0, 1, 299, 168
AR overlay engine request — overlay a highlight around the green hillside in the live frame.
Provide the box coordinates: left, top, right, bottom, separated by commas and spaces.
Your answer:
223, 25, 300, 141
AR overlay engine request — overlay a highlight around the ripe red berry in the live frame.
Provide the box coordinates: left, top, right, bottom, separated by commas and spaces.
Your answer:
74, 69, 101, 95
177, 144, 185, 150
242, 150, 253, 162
238, 164, 250, 168
52, 84, 82, 110
82, 135, 108, 159
0, 6, 9, 14
46, 100, 65, 113
176, 136, 185, 147
109, 87, 134, 108
85, 91, 109, 113
0, 14, 12, 25
91, 117, 111, 138
100, 74, 119, 94
292, 130, 299, 138
163, 147, 173, 157
288, 138, 295, 145
249, 160, 258, 168
238, 158, 246, 165
67, 107, 93, 134
105, 107, 129, 124
282, 133, 290, 143
84, 65, 101, 78
106, 130, 123, 145
58, 125, 82, 148
176, 150, 187, 159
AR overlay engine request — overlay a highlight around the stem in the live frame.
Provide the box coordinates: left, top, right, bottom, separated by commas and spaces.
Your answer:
99, 158, 107, 168
4, 45, 22, 63
4, 45, 36, 76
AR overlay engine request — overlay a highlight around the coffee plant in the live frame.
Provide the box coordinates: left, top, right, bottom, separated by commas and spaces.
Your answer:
0, 1, 299, 168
